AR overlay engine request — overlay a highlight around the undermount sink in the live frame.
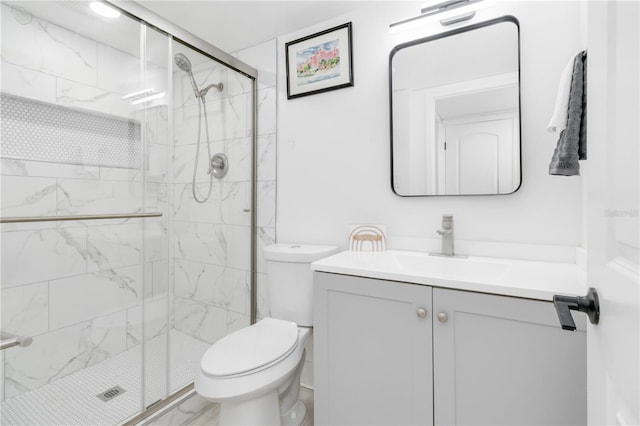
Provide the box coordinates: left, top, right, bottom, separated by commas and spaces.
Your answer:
311, 249, 511, 284
389, 251, 511, 280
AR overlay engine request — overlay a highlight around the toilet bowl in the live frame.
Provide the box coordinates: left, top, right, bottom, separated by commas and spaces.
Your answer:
196, 319, 311, 425
195, 244, 338, 426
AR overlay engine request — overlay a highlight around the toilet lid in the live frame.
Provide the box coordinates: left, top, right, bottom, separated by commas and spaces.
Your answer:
201, 318, 299, 377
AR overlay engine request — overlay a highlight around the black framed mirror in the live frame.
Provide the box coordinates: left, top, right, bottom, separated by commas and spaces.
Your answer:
390, 16, 521, 196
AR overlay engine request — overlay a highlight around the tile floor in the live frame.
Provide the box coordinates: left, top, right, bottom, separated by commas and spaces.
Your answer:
182, 388, 314, 426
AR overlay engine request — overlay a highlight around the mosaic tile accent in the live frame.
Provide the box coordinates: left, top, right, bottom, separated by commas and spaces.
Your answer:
1, 93, 140, 169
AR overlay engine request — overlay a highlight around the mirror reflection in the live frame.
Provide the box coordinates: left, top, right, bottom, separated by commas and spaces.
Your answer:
390, 18, 521, 196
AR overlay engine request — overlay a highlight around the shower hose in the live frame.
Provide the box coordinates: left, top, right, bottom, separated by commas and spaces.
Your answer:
192, 96, 214, 203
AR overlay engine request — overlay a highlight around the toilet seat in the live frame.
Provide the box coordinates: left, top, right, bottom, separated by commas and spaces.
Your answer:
201, 318, 299, 378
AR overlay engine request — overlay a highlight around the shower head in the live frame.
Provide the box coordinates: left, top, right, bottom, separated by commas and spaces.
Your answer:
174, 53, 192, 73
174, 53, 223, 98
175, 53, 200, 97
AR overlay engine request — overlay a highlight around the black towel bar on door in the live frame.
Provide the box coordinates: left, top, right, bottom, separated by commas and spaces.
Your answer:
552, 287, 600, 331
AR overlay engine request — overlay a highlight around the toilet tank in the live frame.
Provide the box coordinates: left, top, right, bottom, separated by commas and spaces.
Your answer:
264, 244, 339, 326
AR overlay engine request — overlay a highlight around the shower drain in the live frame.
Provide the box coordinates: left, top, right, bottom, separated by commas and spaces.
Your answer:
96, 385, 127, 402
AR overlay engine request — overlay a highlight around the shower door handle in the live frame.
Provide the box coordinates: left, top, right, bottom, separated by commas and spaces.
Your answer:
0, 331, 33, 350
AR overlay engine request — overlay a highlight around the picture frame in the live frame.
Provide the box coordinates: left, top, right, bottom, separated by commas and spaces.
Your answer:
285, 22, 354, 99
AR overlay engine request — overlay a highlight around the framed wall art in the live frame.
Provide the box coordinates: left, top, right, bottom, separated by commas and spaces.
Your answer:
285, 22, 354, 99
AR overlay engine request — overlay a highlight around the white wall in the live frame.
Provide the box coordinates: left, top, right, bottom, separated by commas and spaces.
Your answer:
276, 1, 586, 252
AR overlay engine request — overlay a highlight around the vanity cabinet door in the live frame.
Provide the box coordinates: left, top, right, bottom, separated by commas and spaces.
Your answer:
314, 272, 433, 426
432, 288, 587, 426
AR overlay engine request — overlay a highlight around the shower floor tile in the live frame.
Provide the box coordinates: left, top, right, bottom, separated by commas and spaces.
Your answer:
1, 330, 211, 426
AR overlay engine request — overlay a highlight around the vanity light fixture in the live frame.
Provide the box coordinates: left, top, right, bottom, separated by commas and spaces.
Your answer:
89, 2, 121, 19
389, 0, 494, 33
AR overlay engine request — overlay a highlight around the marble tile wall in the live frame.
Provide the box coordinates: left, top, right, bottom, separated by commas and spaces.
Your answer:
0, 3, 170, 401
169, 38, 278, 350
0, 171, 170, 400
234, 40, 278, 321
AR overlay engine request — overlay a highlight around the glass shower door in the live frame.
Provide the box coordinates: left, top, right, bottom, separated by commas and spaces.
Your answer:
0, 1, 168, 423
167, 39, 254, 394
0, 2, 256, 423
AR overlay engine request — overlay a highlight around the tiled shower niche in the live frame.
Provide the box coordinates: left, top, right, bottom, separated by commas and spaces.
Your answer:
1, 93, 142, 169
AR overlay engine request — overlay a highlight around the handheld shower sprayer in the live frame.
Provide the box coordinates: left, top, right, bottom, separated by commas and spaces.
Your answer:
174, 53, 223, 98
174, 52, 225, 203
174, 53, 199, 96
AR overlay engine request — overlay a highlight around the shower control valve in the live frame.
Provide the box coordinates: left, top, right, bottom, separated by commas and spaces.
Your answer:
210, 153, 229, 179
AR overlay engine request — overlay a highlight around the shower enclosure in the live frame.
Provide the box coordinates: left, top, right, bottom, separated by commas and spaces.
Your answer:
0, 1, 257, 424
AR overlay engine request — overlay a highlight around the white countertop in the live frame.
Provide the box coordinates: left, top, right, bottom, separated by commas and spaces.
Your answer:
311, 250, 587, 301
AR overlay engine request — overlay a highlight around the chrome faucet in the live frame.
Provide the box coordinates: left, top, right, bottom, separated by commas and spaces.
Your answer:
436, 214, 455, 256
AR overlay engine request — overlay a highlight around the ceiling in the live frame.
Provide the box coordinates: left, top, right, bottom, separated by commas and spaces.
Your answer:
5, 1, 403, 63
139, 1, 389, 53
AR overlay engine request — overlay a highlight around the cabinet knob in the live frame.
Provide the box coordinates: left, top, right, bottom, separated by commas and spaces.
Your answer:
417, 308, 427, 318
438, 312, 448, 323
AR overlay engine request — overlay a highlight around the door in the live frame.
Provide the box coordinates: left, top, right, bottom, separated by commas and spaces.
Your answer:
444, 118, 514, 194
586, 2, 639, 425
313, 273, 433, 426
432, 288, 586, 425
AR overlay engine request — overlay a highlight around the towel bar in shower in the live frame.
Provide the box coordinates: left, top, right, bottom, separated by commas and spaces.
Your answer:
0, 212, 163, 224
0, 331, 33, 351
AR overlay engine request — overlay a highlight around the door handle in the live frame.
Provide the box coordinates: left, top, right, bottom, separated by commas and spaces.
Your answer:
552, 287, 600, 331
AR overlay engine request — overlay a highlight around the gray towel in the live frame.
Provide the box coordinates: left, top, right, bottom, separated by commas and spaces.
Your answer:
579, 54, 587, 160
549, 51, 587, 176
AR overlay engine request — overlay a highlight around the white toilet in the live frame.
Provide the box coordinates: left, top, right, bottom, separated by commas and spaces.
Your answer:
195, 243, 338, 426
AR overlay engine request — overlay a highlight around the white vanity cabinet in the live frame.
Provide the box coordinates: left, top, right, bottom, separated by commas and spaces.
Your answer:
432, 287, 586, 425
314, 272, 587, 426
313, 272, 434, 426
